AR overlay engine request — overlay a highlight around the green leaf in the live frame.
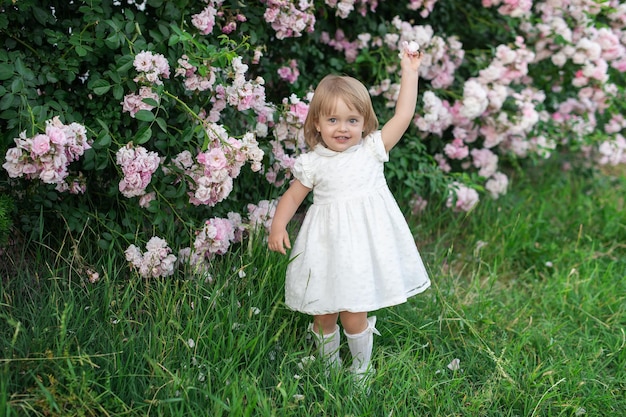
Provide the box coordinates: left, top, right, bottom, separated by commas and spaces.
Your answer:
0, 64, 14, 80
0, 93, 15, 110
0, 109, 17, 120
45, 72, 59, 83
142, 97, 158, 107
96, 118, 111, 132
116, 56, 134, 74
113, 85, 124, 100
135, 126, 153, 144
168, 34, 179, 46
154, 139, 167, 152
96, 153, 109, 170
93, 133, 112, 149
75, 45, 88, 57
32, 6, 51, 25
134, 110, 155, 122
104, 34, 121, 49
156, 117, 168, 133
163, 185, 179, 198
89, 79, 112, 95
97, 239, 111, 250
10, 78, 24, 94
14, 58, 26, 76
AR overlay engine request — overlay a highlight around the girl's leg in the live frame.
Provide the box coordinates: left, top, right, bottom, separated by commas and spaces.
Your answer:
339, 311, 368, 334
309, 313, 341, 368
312, 313, 340, 334
341, 311, 380, 384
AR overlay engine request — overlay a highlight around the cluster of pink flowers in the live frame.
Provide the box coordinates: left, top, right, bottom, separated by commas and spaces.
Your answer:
121, 50, 169, 118
266, 94, 311, 186
175, 55, 217, 92
191, 0, 247, 35
595, 135, 626, 166
482, 0, 532, 18
125, 236, 177, 278
116, 143, 161, 198
446, 182, 480, 212
391, 17, 465, 89
320, 29, 363, 63
225, 57, 269, 113
413, 36, 542, 204
193, 216, 241, 257
324, 0, 379, 18
521, 0, 626, 144
2, 116, 91, 194
277, 59, 300, 84
409, 194, 428, 215
407, 0, 438, 18
247, 200, 278, 234
121, 86, 159, 118
261, 0, 316, 39
414, 91, 453, 137
191, 0, 223, 35
176, 213, 245, 276
132, 50, 170, 85
201, 56, 274, 129
174, 53, 274, 140
170, 125, 264, 207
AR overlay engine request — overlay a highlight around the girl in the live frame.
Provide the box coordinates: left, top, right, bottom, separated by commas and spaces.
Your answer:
268, 46, 430, 384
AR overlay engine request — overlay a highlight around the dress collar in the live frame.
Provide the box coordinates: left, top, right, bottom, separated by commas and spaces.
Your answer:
313, 141, 363, 157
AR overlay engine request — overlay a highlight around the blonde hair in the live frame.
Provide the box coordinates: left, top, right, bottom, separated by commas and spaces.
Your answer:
303, 74, 379, 149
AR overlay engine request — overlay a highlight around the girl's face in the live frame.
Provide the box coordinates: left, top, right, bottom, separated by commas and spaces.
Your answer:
315, 98, 365, 152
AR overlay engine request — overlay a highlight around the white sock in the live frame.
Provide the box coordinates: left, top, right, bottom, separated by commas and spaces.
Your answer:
308, 323, 342, 368
344, 316, 380, 376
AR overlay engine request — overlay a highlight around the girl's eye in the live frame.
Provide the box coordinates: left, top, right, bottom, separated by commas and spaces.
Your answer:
350, 119, 358, 123
328, 118, 336, 123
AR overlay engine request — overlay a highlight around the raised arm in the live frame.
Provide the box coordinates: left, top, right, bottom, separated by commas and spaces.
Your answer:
268, 179, 311, 255
380, 49, 424, 152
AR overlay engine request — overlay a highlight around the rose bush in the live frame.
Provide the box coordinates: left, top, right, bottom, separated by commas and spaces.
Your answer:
1, 0, 624, 278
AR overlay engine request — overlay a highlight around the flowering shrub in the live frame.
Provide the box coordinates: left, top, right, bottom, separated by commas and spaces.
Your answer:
1, 0, 625, 279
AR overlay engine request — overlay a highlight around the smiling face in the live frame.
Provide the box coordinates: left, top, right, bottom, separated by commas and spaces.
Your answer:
303, 75, 379, 150
315, 98, 365, 152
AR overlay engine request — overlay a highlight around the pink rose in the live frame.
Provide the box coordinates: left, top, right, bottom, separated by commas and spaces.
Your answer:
31, 134, 51, 156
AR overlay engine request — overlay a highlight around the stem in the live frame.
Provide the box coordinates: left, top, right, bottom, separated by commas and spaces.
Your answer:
1, 32, 40, 57
61, 21, 98, 61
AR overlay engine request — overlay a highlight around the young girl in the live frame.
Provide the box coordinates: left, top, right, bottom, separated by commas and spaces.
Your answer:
268, 46, 430, 384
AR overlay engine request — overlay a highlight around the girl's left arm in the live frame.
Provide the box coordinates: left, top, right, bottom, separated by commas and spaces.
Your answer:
381, 51, 423, 152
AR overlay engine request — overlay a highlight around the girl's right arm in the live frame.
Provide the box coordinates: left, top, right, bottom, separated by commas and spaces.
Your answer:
268, 179, 311, 255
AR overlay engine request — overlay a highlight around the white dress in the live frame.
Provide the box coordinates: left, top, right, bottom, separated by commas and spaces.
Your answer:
285, 131, 431, 315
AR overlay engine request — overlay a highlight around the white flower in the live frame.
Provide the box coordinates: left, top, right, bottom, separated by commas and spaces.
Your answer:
447, 358, 461, 371
400, 40, 420, 57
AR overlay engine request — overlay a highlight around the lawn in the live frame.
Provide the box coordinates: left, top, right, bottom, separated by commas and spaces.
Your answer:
1, 158, 625, 416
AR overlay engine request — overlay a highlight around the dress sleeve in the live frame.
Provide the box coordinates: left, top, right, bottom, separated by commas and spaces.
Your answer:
364, 130, 389, 162
292, 153, 315, 188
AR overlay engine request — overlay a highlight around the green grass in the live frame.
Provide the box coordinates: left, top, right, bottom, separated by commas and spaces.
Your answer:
1, 160, 625, 416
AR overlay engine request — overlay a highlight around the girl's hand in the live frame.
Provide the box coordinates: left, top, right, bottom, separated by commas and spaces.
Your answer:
400, 41, 423, 73
268, 228, 291, 255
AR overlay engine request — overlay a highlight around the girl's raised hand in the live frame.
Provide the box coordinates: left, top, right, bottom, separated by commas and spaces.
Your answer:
400, 41, 423, 72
